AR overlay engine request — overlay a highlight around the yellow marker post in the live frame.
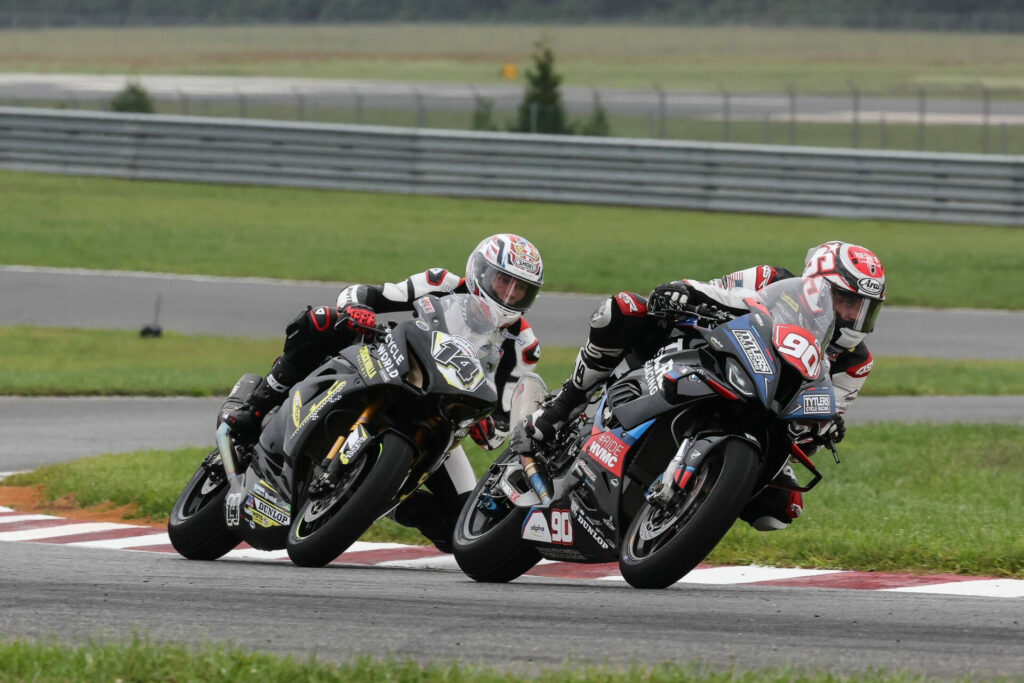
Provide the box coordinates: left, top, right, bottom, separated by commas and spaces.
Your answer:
501, 63, 519, 80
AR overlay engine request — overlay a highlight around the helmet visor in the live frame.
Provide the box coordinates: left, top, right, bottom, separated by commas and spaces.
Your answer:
832, 289, 883, 334
473, 256, 541, 312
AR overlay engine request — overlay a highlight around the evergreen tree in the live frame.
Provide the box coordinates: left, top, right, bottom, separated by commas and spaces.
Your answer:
109, 81, 154, 114
512, 41, 572, 135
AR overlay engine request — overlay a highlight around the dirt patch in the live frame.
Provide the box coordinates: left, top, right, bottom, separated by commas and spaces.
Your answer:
0, 485, 164, 529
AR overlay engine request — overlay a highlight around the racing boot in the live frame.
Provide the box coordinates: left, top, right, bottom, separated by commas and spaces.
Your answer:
388, 490, 464, 554
222, 357, 299, 446
739, 464, 804, 531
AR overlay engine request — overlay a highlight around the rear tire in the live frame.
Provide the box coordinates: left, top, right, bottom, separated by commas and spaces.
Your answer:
453, 449, 540, 583
168, 451, 240, 561
618, 439, 759, 589
286, 433, 414, 568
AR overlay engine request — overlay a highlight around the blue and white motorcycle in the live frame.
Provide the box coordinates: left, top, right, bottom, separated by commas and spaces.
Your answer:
454, 276, 840, 589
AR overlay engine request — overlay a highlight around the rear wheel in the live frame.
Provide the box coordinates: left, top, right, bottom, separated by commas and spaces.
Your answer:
286, 433, 414, 568
453, 449, 540, 583
168, 450, 240, 560
619, 439, 759, 589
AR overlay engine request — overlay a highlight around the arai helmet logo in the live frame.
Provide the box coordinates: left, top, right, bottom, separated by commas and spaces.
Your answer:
858, 278, 883, 296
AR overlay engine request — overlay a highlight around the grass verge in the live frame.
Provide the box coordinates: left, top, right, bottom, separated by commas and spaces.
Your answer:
6, 424, 1022, 578
3, 23, 1024, 94
0, 638, 934, 683
4, 171, 1024, 309
2, 327, 1023, 397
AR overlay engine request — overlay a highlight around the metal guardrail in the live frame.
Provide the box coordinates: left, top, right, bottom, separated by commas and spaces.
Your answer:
2, 107, 1022, 226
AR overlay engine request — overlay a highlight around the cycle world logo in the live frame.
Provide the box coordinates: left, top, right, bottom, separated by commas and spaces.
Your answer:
732, 329, 772, 374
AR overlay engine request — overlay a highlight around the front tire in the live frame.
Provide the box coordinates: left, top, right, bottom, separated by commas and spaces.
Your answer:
168, 450, 241, 560
453, 449, 540, 583
618, 439, 759, 589
286, 433, 414, 568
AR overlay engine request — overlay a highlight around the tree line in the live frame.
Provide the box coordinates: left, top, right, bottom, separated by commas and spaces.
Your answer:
1, 0, 1022, 32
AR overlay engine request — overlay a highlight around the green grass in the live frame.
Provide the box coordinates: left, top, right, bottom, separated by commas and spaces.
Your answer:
3, 23, 1024, 95
707, 423, 1024, 578
0, 326, 281, 396
7, 424, 1022, 578
0, 638, 935, 683
3, 172, 1024, 310
2, 327, 1023, 397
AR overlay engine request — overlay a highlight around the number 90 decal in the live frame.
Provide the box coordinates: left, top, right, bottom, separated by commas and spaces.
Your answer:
772, 324, 822, 380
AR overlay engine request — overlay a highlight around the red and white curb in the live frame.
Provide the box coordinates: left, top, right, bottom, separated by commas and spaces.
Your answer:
2, 505, 1022, 598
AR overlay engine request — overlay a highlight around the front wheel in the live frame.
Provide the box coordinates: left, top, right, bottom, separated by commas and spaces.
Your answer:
618, 439, 759, 589
453, 449, 541, 583
168, 450, 241, 560
286, 432, 414, 568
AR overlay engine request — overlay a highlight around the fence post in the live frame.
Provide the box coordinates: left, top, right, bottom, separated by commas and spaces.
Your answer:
530, 102, 538, 133
847, 80, 860, 148
352, 87, 364, 125
414, 87, 426, 128
917, 85, 926, 151
982, 84, 991, 154
762, 112, 771, 144
654, 84, 666, 138
236, 89, 247, 118
292, 87, 305, 121
787, 85, 797, 145
177, 89, 188, 116
880, 113, 887, 149
720, 83, 731, 142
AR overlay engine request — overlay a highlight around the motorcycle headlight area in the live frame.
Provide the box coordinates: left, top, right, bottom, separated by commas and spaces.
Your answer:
725, 357, 756, 398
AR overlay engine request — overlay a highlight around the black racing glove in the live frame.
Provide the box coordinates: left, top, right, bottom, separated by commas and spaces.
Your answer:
648, 281, 693, 314
814, 415, 846, 448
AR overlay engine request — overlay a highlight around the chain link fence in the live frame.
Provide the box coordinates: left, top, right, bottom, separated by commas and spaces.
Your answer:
2, 78, 1022, 155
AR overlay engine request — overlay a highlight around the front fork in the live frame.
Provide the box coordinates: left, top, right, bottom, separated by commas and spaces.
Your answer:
308, 395, 385, 496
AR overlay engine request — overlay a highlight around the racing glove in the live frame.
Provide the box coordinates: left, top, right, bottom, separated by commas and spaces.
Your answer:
468, 413, 510, 451
337, 304, 377, 338
647, 281, 693, 314
815, 415, 846, 448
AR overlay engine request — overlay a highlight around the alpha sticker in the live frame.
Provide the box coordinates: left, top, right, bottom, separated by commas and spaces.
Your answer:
732, 329, 772, 374
522, 509, 552, 543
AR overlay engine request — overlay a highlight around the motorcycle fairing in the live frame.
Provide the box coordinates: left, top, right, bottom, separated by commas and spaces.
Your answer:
782, 383, 838, 420
706, 314, 780, 409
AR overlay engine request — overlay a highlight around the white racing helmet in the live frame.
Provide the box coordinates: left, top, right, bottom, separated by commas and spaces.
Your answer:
465, 234, 544, 328
803, 241, 886, 349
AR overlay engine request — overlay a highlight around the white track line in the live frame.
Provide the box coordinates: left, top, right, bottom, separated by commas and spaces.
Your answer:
886, 580, 1024, 598
0, 522, 137, 541
67, 532, 171, 548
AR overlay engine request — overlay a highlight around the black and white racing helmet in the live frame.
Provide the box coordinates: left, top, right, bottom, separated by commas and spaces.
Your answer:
465, 234, 544, 328
803, 241, 886, 349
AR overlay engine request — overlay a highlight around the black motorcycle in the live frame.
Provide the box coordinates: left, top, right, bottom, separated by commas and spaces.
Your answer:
453, 277, 841, 588
168, 293, 502, 567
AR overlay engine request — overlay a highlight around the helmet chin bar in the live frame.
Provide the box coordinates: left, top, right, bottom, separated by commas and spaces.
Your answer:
833, 326, 867, 350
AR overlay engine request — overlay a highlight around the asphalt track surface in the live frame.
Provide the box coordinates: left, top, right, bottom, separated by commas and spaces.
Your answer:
2, 265, 1023, 678
0, 540, 1019, 678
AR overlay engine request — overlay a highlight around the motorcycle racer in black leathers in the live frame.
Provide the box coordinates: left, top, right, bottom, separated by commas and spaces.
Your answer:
224, 233, 545, 551
511, 241, 886, 531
